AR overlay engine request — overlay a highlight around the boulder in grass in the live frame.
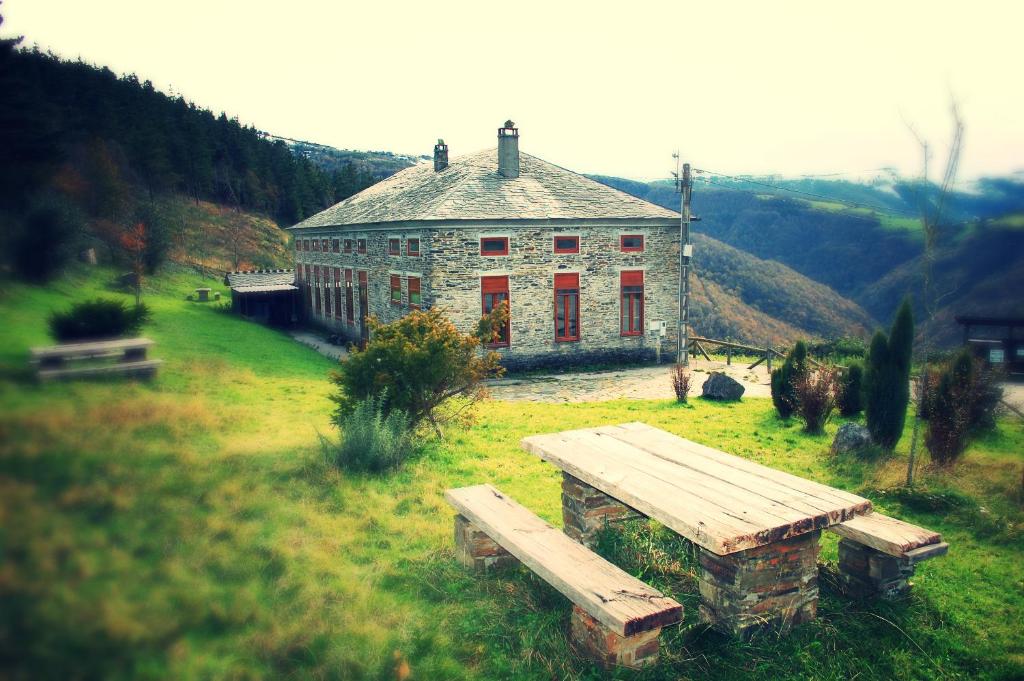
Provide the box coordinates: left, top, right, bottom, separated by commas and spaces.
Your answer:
701, 372, 745, 401
831, 422, 872, 455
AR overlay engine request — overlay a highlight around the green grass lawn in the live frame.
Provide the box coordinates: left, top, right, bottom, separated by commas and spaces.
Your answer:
1, 265, 1022, 680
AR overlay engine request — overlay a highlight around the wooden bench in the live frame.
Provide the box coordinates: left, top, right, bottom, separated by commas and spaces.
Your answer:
446, 484, 682, 669
828, 512, 949, 599
30, 338, 161, 381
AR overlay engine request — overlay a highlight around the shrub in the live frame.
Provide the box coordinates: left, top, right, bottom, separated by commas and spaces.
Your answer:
795, 367, 839, 434
670, 364, 692, 403
323, 396, 417, 473
924, 349, 1004, 466
865, 299, 913, 450
837, 361, 864, 417
9, 194, 82, 283
48, 298, 151, 342
329, 306, 506, 437
771, 340, 807, 419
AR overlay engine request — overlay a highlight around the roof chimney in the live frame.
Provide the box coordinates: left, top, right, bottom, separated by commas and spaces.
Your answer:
433, 139, 448, 171
497, 120, 519, 178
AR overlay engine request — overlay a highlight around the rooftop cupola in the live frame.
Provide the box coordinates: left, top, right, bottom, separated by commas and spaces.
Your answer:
497, 120, 519, 178
434, 139, 448, 171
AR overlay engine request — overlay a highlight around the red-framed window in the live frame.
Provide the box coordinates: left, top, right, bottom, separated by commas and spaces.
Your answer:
321, 238, 329, 252
343, 238, 353, 253
408, 276, 421, 309
303, 239, 310, 251
388, 238, 401, 256
332, 239, 340, 253
345, 269, 354, 324
323, 269, 332, 315
313, 239, 320, 252
333, 268, 343, 317
357, 238, 366, 254
303, 264, 312, 310
313, 265, 322, 315
554, 273, 580, 342
620, 270, 644, 336
553, 235, 579, 254
481, 275, 510, 347
407, 238, 420, 256
294, 239, 300, 251
480, 236, 509, 256
390, 275, 402, 304
620, 234, 644, 252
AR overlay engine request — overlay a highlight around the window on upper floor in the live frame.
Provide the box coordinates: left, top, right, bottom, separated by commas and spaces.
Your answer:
343, 238, 353, 253
388, 238, 401, 256
553, 236, 579, 254
407, 238, 420, 256
332, 239, 340, 253
620, 234, 644, 252
480, 236, 509, 256
357, 238, 367, 254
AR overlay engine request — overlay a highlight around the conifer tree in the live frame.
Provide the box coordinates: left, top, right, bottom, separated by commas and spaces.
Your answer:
865, 299, 914, 450
771, 340, 807, 419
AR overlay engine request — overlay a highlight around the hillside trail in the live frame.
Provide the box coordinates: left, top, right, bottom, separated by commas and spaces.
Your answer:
486, 359, 771, 403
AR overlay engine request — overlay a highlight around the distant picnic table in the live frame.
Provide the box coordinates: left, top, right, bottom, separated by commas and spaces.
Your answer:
30, 337, 161, 381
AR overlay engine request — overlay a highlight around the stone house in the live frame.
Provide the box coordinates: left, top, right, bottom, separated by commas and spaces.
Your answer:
288, 122, 681, 369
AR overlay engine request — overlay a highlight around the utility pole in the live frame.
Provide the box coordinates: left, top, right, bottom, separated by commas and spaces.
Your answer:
675, 156, 694, 365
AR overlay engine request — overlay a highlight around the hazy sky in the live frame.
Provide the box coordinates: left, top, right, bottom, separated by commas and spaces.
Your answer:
5, 0, 1022, 181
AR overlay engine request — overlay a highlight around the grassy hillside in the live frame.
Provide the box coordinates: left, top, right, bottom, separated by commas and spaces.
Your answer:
1, 265, 1021, 680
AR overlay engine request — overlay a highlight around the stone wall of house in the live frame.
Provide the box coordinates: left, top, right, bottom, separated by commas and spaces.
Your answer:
428, 222, 680, 370
293, 228, 431, 344
293, 220, 680, 368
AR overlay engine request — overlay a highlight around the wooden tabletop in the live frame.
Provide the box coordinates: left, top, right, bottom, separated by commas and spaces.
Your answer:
30, 337, 155, 359
522, 422, 872, 555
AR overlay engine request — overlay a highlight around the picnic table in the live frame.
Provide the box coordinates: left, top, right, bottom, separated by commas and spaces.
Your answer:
30, 337, 161, 381
522, 421, 875, 637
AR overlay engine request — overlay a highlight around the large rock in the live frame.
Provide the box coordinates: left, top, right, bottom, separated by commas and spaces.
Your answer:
831, 422, 872, 455
701, 372, 745, 401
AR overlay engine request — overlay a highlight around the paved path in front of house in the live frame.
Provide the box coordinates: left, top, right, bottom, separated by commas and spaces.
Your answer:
487, 359, 772, 403
289, 331, 348, 362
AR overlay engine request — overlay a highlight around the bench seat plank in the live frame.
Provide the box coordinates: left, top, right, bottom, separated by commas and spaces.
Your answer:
445, 484, 682, 637
30, 337, 155, 362
38, 359, 162, 381
828, 512, 941, 556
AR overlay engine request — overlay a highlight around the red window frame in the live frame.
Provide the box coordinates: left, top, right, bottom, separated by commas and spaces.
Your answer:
333, 268, 342, 317
313, 265, 322, 315
620, 270, 644, 336
343, 238, 353, 253
357, 238, 366, 254
321, 239, 329, 252
313, 239, 320, 252
345, 269, 354, 324
390, 275, 402, 305
294, 239, 300, 251
553, 235, 580, 254
408, 276, 421, 309
407, 238, 420, 256
620, 234, 644, 252
303, 264, 312, 310
388, 238, 401, 256
332, 239, 340, 253
481, 275, 510, 347
480, 237, 509, 256
554, 273, 580, 342
303, 239, 310, 251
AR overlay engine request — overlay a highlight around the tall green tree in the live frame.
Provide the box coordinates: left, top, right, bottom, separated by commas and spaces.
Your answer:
771, 340, 807, 419
865, 299, 914, 450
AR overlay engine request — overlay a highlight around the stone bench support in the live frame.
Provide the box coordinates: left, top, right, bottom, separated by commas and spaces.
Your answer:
698, 530, 821, 638
569, 605, 662, 668
836, 538, 948, 599
560, 472, 642, 546
453, 514, 517, 571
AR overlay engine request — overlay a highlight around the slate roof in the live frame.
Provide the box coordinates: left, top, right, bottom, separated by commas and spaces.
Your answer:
224, 269, 295, 290
290, 149, 678, 229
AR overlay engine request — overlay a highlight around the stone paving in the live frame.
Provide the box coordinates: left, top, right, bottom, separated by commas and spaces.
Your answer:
487, 359, 772, 403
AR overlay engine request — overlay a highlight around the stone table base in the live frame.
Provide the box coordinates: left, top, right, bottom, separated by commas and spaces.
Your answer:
560, 472, 642, 547
698, 530, 821, 638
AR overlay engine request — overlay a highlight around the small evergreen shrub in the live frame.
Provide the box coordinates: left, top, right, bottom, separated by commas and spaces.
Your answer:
837, 361, 864, 417
324, 396, 417, 473
48, 298, 151, 341
795, 367, 839, 434
865, 299, 914, 450
670, 364, 692, 403
771, 340, 807, 419
925, 349, 1004, 466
